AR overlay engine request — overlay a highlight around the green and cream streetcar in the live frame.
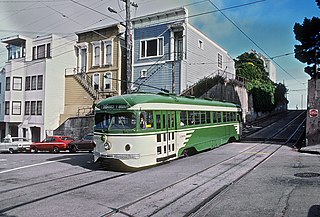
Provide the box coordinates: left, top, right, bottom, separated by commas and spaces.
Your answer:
93, 93, 242, 169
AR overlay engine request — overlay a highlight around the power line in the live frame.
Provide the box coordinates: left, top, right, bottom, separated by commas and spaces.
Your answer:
206, 0, 304, 86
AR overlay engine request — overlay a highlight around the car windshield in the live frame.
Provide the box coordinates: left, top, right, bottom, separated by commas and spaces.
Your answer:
95, 112, 136, 131
83, 135, 93, 140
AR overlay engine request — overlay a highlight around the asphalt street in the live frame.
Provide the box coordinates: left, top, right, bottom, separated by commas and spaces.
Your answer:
0, 144, 319, 217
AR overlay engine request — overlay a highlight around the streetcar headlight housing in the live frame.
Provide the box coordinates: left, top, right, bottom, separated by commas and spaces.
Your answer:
125, 144, 131, 151
104, 141, 112, 150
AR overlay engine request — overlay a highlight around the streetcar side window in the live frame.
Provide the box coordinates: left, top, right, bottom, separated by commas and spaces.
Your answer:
213, 112, 217, 123
194, 112, 200, 125
200, 112, 206, 124
145, 111, 154, 129
180, 111, 187, 127
206, 111, 211, 124
217, 112, 221, 123
188, 111, 194, 125
223, 112, 227, 122
156, 114, 161, 129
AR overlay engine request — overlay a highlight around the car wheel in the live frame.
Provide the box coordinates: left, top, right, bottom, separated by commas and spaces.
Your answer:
69, 145, 77, 153
9, 148, 14, 154
53, 146, 60, 153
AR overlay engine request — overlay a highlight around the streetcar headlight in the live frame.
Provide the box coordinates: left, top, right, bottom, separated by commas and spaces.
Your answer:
125, 144, 131, 151
104, 141, 112, 150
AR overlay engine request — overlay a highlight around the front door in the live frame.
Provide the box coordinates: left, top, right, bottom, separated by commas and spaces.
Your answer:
155, 111, 176, 162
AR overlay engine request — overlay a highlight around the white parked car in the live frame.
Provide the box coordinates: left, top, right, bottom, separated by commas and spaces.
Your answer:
0, 136, 32, 154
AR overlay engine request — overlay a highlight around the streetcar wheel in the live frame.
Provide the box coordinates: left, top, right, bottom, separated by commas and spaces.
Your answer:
9, 148, 14, 154
53, 147, 60, 153
182, 149, 189, 157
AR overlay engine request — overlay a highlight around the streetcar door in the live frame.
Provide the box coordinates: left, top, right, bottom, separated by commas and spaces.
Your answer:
155, 111, 176, 162
166, 111, 176, 158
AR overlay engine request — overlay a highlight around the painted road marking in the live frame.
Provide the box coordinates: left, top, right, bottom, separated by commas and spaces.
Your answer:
0, 158, 71, 174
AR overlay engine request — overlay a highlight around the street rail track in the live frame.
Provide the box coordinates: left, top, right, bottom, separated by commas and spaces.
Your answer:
100, 143, 281, 217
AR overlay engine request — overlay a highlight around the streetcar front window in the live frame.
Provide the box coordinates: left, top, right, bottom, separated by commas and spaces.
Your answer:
95, 112, 136, 130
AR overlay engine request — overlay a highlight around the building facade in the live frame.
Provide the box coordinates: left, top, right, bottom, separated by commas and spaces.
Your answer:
62, 24, 125, 123
1, 34, 76, 141
131, 7, 235, 94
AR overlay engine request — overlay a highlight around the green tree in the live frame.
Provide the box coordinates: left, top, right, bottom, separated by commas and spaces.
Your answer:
235, 52, 277, 112
293, 1, 320, 78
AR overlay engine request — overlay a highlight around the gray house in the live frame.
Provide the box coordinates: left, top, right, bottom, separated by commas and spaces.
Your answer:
131, 7, 235, 94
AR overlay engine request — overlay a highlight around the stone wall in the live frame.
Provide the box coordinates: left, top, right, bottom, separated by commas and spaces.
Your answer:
54, 115, 94, 139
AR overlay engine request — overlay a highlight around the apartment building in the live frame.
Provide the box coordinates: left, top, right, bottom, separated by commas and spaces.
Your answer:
1, 34, 76, 141
131, 7, 235, 94
62, 24, 125, 123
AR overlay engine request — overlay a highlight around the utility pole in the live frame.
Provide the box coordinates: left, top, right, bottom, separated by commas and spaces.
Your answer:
124, 0, 137, 94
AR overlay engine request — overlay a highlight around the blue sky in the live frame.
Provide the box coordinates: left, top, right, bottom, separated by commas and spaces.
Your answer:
0, 0, 319, 109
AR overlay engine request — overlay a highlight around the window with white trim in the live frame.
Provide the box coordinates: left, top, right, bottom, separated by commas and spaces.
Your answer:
104, 72, 112, 90
25, 101, 30, 115
12, 101, 21, 115
5, 77, 10, 91
103, 40, 113, 66
13, 77, 22, 91
31, 76, 37, 90
140, 69, 147, 78
37, 101, 42, 115
198, 39, 204, 50
5, 101, 10, 115
140, 37, 164, 58
31, 101, 36, 115
92, 41, 101, 66
218, 53, 223, 69
37, 75, 43, 90
93, 73, 100, 90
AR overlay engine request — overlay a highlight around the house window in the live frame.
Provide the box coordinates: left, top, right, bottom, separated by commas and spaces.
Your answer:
198, 39, 204, 50
93, 73, 100, 90
12, 101, 21, 115
92, 42, 101, 66
140, 37, 164, 58
25, 101, 30, 115
5, 101, 9, 115
103, 40, 113, 66
32, 47, 36, 60
140, 69, 147, 78
31, 76, 37, 90
5, 77, 10, 91
25, 76, 30, 90
12, 77, 22, 91
37, 45, 45, 59
37, 75, 43, 90
31, 101, 36, 115
37, 101, 42, 115
218, 53, 223, 69
80, 47, 87, 72
104, 72, 112, 90
46, 43, 51, 58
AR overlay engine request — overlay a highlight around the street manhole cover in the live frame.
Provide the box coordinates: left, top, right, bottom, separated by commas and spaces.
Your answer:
294, 172, 320, 178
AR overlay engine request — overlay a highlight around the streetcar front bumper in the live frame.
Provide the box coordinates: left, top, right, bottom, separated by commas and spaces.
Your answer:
93, 151, 140, 162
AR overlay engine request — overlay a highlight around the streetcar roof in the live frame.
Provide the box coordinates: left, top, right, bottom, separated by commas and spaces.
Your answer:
96, 93, 240, 111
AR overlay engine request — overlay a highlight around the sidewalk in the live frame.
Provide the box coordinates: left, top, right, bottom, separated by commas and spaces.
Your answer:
299, 144, 320, 154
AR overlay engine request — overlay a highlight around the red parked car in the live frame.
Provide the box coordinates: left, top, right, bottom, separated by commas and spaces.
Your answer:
31, 136, 74, 153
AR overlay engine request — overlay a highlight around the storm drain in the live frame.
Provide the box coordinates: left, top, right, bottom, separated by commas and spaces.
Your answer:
294, 172, 320, 178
